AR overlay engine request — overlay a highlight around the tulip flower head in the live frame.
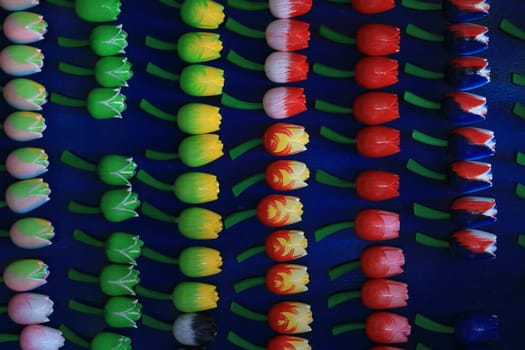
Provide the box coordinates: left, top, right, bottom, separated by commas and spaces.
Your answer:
356, 170, 400, 201
19, 325, 64, 350
262, 87, 307, 119
449, 127, 495, 160
4, 178, 50, 214
8, 217, 54, 249
68, 188, 140, 222
171, 281, 219, 312
75, 0, 122, 23
172, 312, 217, 346
265, 51, 309, 83
443, 0, 489, 23
90, 331, 132, 350
355, 56, 399, 89
353, 92, 400, 125
3, 259, 49, 292
263, 123, 310, 156
91, 56, 133, 88
447, 56, 490, 91
3, 78, 47, 111
178, 246, 223, 277
8, 293, 54, 325
269, 0, 312, 18
351, 0, 395, 14
177, 32, 223, 63
267, 335, 311, 350
0, 0, 39, 11
360, 279, 409, 309
356, 23, 401, 56
256, 194, 304, 227
450, 196, 497, 228
266, 19, 310, 51
69, 297, 142, 328
5, 147, 49, 179
442, 91, 487, 124
178, 64, 224, 96
3, 111, 46, 142
355, 209, 400, 241
365, 312, 411, 343
68, 264, 140, 296
0, 45, 44, 76
180, 0, 225, 29
264, 160, 310, 191
446, 23, 489, 55
177, 207, 223, 239
266, 263, 309, 294
103, 231, 144, 265
361, 245, 405, 278
416, 229, 496, 260
3, 12, 46, 44
265, 230, 308, 262
268, 301, 313, 334
449, 160, 492, 193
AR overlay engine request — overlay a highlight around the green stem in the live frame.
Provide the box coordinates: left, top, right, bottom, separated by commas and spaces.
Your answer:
411, 130, 448, 147
221, 92, 263, 110
140, 202, 178, 223
58, 62, 94, 76
159, 0, 181, 8
314, 99, 352, 114
415, 232, 450, 248
226, 50, 264, 71
141, 314, 173, 331
146, 62, 180, 81
142, 247, 178, 264
512, 102, 525, 119
237, 245, 266, 263
139, 99, 177, 122
332, 322, 366, 336
313, 63, 354, 78
145, 149, 179, 160
518, 234, 525, 247
406, 158, 447, 181
229, 138, 263, 160
315, 169, 356, 188
227, 331, 265, 350
500, 19, 525, 41
415, 313, 455, 333
0, 230, 8, 238
234, 276, 265, 293
405, 23, 444, 42
230, 302, 267, 321
516, 152, 525, 166
135, 285, 172, 300
46, 0, 75, 6
68, 269, 99, 283
59, 325, 90, 349
328, 290, 361, 308
224, 209, 257, 229
413, 203, 451, 220
0, 334, 18, 343
232, 173, 265, 197
227, 0, 268, 10
57, 37, 89, 47
73, 229, 105, 248
328, 260, 360, 280
320, 126, 355, 144
401, 0, 442, 10
319, 25, 356, 45
68, 300, 103, 315
50, 93, 86, 107
68, 201, 102, 215
416, 343, 432, 350
224, 18, 265, 39
60, 150, 97, 172
315, 221, 354, 242
404, 62, 444, 79
135, 170, 173, 192
515, 183, 525, 199
512, 73, 525, 86
144, 36, 178, 51
403, 91, 441, 110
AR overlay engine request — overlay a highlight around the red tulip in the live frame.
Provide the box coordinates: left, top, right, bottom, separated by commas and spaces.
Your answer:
267, 335, 311, 350
268, 301, 313, 334
356, 170, 400, 201
265, 230, 308, 262
256, 194, 303, 227
353, 92, 399, 125
355, 209, 400, 241
266, 263, 309, 295
361, 279, 409, 309
266, 19, 310, 51
365, 312, 411, 343
356, 23, 400, 56
352, 0, 395, 14
356, 126, 400, 158
360, 245, 405, 278
262, 123, 309, 156
355, 56, 399, 89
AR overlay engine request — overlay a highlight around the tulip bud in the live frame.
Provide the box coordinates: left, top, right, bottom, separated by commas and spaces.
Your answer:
365, 312, 411, 344
266, 19, 310, 51
94, 56, 133, 88
266, 263, 309, 294
269, 0, 312, 18
3, 111, 46, 142
443, 0, 489, 23
262, 123, 309, 156
449, 127, 495, 160
8, 293, 54, 325
97, 155, 137, 186
0, 0, 39, 11
268, 301, 313, 334
104, 297, 142, 328
178, 32, 223, 63
360, 246, 405, 278
172, 313, 217, 346
177, 207, 223, 239
177, 103, 222, 134
355, 126, 400, 158
174, 172, 219, 204
99, 189, 140, 222
355, 56, 399, 89
9, 217, 54, 249
90, 25, 128, 56
99, 264, 140, 296
172, 281, 219, 312
441, 91, 487, 125
91, 332, 132, 350
180, 64, 224, 96
450, 196, 497, 228
355, 209, 400, 241
3, 259, 49, 292
3, 78, 47, 111
19, 325, 64, 350
5, 178, 51, 214
265, 160, 309, 191
5, 147, 49, 179
356, 170, 400, 201
356, 23, 400, 56
450, 229, 497, 260
353, 92, 399, 125
0, 45, 43, 76
361, 279, 409, 309
86, 87, 127, 119
180, 0, 225, 29
446, 56, 490, 91
75, 0, 121, 23
265, 230, 308, 262
265, 52, 309, 83
263, 87, 307, 119
267, 335, 311, 350
351, 0, 394, 14
105, 232, 144, 264
449, 160, 492, 194
446, 23, 489, 55
3, 11, 47, 44
256, 194, 303, 227
178, 134, 224, 167
178, 246, 223, 277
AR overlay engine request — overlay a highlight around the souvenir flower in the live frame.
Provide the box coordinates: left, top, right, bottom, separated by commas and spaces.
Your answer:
447, 56, 490, 90
236, 229, 307, 263
75, 0, 121, 23
57, 25, 127, 57
91, 57, 133, 87
263, 51, 309, 83
267, 335, 311, 350
178, 246, 223, 277
268, 301, 313, 334
0, 45, 43, 76
447, 23, 489, 55
172, 172, 219, 203
356, 23, 400, 56
59, 326, 131, 350
449, 160, 492, 193
261, 87, 306, 119
256, 194, 303, 227
172, 313, 217, 347
178, 134, 224, 167
171, 281, 219, 312
269, 0, 312, 18
68, 188, 140, 222
180, 64, 224, 96
8, 217, 54, 249
416, 229, 496, 260
3, 111, 45, 142
177, 32, 223, 63
51, 87, 127, 119
351, 0, 394, 14
442, 91, 487, 124
19, 325, 64, 350
5, 147, 49, 179
104, 231, 143, 265
7, 293, 54, 325
266, 19, 310, 51
3, 259, 49, 292
180, 0, 225, 29
69, 297, 142, 328
415, 312, 498, 345
332, 312, 411, 344
369, 347, 403, 350
3, 78, 47, 111
68, 264, 140, 296
5, 178, 50, 214
443, 0, 489, 23
0, 0, 38, 11
328, 278, 408, 309
266, 263, 309, 294
3, 12, 46, 44
320, 125, 400, 158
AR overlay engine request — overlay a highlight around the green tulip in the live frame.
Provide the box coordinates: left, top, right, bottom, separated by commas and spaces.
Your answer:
75, 0, 121, 23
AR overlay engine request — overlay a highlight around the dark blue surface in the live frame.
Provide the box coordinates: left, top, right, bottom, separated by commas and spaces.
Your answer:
0, 1, 524, 349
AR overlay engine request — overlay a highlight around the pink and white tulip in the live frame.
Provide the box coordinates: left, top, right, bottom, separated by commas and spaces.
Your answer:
3, 259, 49, 292
8, 293, 54, 325
263, 87, 306, 119
266, 19, 310, 51
3, 11, 47, 44
269, 0, 312, 18
19, 325, 64, 350
265, 51, 309, 83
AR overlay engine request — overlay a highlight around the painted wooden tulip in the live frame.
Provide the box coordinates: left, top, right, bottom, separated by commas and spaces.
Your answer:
68, 188, 140, 222
449, 160, 492, 193
234, 263, 309, 294
416, 229, 497, 260
3, 259, 49, 292
58, 56, 133, 88
447, 56, 490, 90
180, 0, 225, 29
0, 45, 43, 76
268, 301, 313, 334
5, 217, 54, 249
5, 147, 49, 179
68, 264, 140, 296
60, 326, 132, 350
257, 194, 303, 227
74, 0, 121, 22
328, 278, 408, 310
7, 293, 54, 325
443, 0, 489, 23
0, 0, 38, 11
266, 19, 310, 51
356, 23, 400, 56
236, 230, 307, 263
263, 87, 307, 119
19, 325, 64, 350
415, 312, 498, 345
51, 87, 126, 119
265, 51, 309, 83
3, 111, 46, 142
172, 313, 217, 347
370, 347, 403, 350
3, 78, 47, 111
144, 31, 223, 63
3, 11, 47, 44
58, 24, 128, 57
4, 178, 51, 214
267, 335, 311, 350
352, 0, 395, 14
320, 125, 400, 158
68, 297, 142, 328
269, 0, 312, 18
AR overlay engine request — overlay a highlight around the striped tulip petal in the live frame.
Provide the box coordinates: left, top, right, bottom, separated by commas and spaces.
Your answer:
446, 23, 489, 55
450, 229, 496, 260
449, 127, 495, 160
449, 160, 492, 193
266, 19, 310, 51
263, 87, 307, 119
441, 91, 487, 124
446, 56, 490, 91
450, 196, 497, 228
269, 0, 312, 18
265, 52, 309, 83
443, 0, 489, 23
